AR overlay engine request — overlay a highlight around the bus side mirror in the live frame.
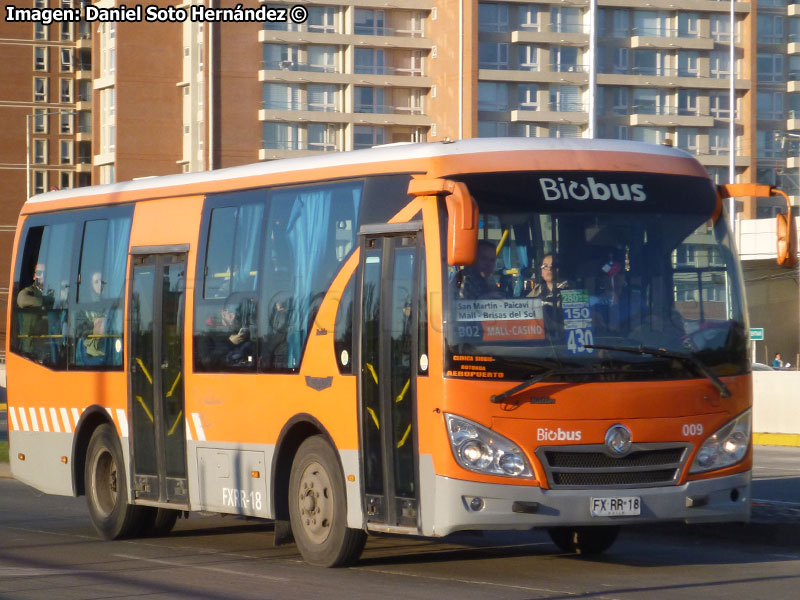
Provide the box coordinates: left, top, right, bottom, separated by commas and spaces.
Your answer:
408, 179, 478, 266
717, 184, 797, 267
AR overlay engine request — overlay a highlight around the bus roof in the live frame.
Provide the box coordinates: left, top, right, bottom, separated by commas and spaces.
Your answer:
24, 137, 703, 212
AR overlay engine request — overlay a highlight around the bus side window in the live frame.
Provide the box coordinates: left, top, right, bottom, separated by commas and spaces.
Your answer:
259, 180, 362, 372
70, 216, 131, 370
11, 222, 75, 369
195, 200, 264, 372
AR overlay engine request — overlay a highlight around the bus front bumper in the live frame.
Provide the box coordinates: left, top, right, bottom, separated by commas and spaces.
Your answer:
426, 471, 750, 537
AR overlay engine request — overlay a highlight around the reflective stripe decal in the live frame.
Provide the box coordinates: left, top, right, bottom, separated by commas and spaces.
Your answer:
191, 413, 206, 441
19, 408, 29, 431
71, 408, 80, 430
60, 408, 71, 433
29, 408, 39, 432
39, 407, 50, 433
8, 407, 19, 431
49, 407, 61, 433
116, 408, 129, 438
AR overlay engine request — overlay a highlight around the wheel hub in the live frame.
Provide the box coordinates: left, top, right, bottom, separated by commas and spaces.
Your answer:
297, 461, 333, 544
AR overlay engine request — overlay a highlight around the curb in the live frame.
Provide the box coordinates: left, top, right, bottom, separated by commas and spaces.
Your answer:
753, 433, 800, 447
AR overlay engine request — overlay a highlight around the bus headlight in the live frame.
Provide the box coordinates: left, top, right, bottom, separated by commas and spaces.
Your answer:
445, 414, 533, 478
690, 410, 751, 474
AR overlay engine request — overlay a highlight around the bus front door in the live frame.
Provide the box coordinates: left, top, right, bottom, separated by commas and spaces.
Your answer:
358, 232, 422, 529
129, 252, 188, 505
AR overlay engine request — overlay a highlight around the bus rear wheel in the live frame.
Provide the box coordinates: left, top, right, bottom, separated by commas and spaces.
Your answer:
288, 436, 366, 567
85, 424, 146, 539
547, 526, 620, 555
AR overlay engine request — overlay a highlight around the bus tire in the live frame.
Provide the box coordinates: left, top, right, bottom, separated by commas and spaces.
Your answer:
288, 436, 366, 567
84, 424, 145, 540
547, 526, 620, 555
140, 508, 180, 537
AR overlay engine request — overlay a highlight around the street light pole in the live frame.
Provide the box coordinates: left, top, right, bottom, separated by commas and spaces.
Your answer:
729, 0, 736, 236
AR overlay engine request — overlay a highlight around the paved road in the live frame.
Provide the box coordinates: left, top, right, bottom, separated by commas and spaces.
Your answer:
0, 448, 799, 600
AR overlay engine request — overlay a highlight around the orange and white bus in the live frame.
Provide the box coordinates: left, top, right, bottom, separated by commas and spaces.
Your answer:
5, 138, 794, 566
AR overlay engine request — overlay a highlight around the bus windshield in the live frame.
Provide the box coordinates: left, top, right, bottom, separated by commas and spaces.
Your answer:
444, 171, 748, 381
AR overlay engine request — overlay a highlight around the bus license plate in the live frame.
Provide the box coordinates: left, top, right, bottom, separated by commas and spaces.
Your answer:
590, 497, 641, 517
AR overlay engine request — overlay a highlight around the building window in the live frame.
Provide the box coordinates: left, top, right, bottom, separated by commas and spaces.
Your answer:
308, 45, 337, 73
99, 164, 115, 185
478, 42, 508, 70
710, 15, 732, 43
263, 83, 302, 110
354, 8, 385, 35
519, 5, 538, 30
34, 77, 48, 102
60, 171, 73, 190
33, 108, 47, 133
308, 6, 336, 33
34, 22, 48, 40
263, 122, 300, 150
550, 6, 582, 34
517, 84, 538, 110
548, 124, 581, 138
612, 9, 629, 38
60, 140, 73, 164
355, 86, 385, 113
34, 47, 48, 71
757, 129, 782, 159
677, 128, 698, 154
710, 91, 731, 119
757, 14, 784, 44
631, 126, 666, 145
60, 110, 73, 134
307, 84, 337, 112
709, 128, 731, 155
308, 123, 337, 151
61, 21, 73, 41
549, 85, 582, 112
33, 139, 47, 164
478, 82, 509, 111
678, 89, 698, 116
354, 48, 387, 74
632, 10, 668, 37
33, 170, 47, 195
757, 91, 784, 120
479, 3, 509, 32
550, 46, 581, 73
60, 78, 73, 103
612, 87, 628, 115
60, 48, 73, 72
677, 51, 698, 78
633, 49, 665, 76
632, 88, 665, 115
478, 120, 509, 137
757, 53, 783, 83
353, 126, 386, 149
678, 13, 699, 38
612, 48, 628, 74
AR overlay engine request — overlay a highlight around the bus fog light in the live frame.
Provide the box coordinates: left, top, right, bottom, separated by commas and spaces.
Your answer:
469, 497, 484, 511
690, 410, 751, 474
445, 414, 533, 479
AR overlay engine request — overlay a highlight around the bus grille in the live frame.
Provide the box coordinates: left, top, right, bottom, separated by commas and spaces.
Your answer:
536, 444, 690, 489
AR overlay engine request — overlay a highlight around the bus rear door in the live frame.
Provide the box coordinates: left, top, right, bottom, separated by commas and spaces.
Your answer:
357, 227, 423, 530
128, 250, 188, 506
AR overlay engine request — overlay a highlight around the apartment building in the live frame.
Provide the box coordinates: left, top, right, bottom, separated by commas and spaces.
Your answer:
0, 0, 88, 335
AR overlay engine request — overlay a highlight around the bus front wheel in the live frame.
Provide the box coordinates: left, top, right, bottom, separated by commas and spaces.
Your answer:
547, 526, 620, 555
84, 424, 146, 539
288, 436, 366, 567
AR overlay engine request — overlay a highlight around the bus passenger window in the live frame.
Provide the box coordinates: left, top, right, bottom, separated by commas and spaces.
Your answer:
12, 222, 75, 369
259, 180, 362, 372
71, 216, 131, 370
195, 197, 265, 372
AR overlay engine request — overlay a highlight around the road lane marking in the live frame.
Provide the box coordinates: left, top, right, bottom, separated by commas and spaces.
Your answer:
113, 553, 287, 582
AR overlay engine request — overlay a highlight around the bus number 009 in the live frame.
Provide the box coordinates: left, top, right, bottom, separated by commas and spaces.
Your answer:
682, 424, 704, 437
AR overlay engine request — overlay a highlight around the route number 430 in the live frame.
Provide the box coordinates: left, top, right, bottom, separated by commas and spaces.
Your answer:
567, 328, 594, 353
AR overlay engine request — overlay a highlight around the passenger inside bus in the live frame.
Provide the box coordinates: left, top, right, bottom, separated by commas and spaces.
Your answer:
198, 294, 255, 369
453, 240, 503, 299
76, 271, 108, 365
16, 262, 50, 358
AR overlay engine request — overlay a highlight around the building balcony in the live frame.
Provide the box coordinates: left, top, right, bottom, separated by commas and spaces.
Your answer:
789, 34, 800, 54
76, 33, 91, 49
511, 29, 588, 47
789, 111, 800, 131
791, 2, 800, 17
259, 103, 430, 127
478, 68, 587, 85
629, 28, 714, 51
76, 124, 91, 142
598, 71, 749, 91
629, 106, 714, 127
789, 156, 800, 170
696, 153, 750, 168
259, 141, 332, 161
510, 104, 589, 125
76, 98, 91, 111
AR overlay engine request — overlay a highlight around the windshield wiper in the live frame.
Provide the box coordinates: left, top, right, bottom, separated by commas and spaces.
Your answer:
584, 344, 731, 398
490, 365, 630, 404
